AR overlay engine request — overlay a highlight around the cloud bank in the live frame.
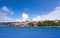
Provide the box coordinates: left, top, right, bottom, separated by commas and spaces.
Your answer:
32, 6, 60, 21
0, 6, 14, 22
0, 6, 60, 22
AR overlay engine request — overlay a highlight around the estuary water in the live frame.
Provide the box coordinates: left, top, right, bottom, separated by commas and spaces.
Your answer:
0, 25, 60, 38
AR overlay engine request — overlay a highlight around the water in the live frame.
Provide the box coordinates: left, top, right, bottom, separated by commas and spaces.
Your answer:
0, 25, 60, 38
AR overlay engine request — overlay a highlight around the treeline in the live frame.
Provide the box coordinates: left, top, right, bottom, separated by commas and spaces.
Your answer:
28, 20, 60, 27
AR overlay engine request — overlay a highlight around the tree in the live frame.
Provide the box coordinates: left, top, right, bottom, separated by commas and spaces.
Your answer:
28, 22, 34, 26
36, 22, 41, 26
42, 21, 55, 26
36, 21, 55, 26
56, 20, 60, 26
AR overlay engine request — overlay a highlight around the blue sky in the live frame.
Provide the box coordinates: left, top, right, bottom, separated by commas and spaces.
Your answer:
0, 0, 60, 22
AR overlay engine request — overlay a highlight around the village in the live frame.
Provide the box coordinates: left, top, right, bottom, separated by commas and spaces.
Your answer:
0, 20, 60, 27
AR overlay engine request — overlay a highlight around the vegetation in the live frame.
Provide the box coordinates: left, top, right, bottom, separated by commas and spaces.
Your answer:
36, 22, 41, 26
41, 21, 55, 26
55, 20, 60, 26
0, 20, 60, 27
28, 22, 34, 26
38, 20, 60, 26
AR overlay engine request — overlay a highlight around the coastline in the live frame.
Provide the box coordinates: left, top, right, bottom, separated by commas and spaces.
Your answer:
0, 24, 60, 28
0, 20, 60, 27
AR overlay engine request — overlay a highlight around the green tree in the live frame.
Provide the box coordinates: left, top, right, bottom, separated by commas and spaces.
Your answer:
28, 22, 34, 26
56, 20, 60, 26
42, 21, 55, 26
38, 21, 56, 26
36, 22, 41, 26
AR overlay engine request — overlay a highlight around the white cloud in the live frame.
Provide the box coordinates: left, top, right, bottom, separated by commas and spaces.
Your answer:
0, 6, 60, 22
2, 6, 10, 12
0, 6, 14, 22
1, 6, 14, 14
44, 6, 60, 20
0, 13, 14, 22
0, 6, 21, 22
32, 15, 41, 21
21, 12, 29, 21
13, 12, 29, 22
15, 18, 21, 22
0, 13, 21, 22
32, 6, 60, 21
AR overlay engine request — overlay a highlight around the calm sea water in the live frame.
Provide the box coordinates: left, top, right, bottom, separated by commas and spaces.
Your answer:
0, 25, 60, 38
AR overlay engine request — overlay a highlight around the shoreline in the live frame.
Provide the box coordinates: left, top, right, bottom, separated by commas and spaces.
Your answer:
0, 25, 60, 28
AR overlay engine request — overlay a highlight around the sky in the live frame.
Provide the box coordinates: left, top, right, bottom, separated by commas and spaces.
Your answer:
0, 0, 60, 22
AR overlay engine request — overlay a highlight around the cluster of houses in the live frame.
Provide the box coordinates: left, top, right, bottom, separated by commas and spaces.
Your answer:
0, 21, 30, 27
0, 20, 60, 27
